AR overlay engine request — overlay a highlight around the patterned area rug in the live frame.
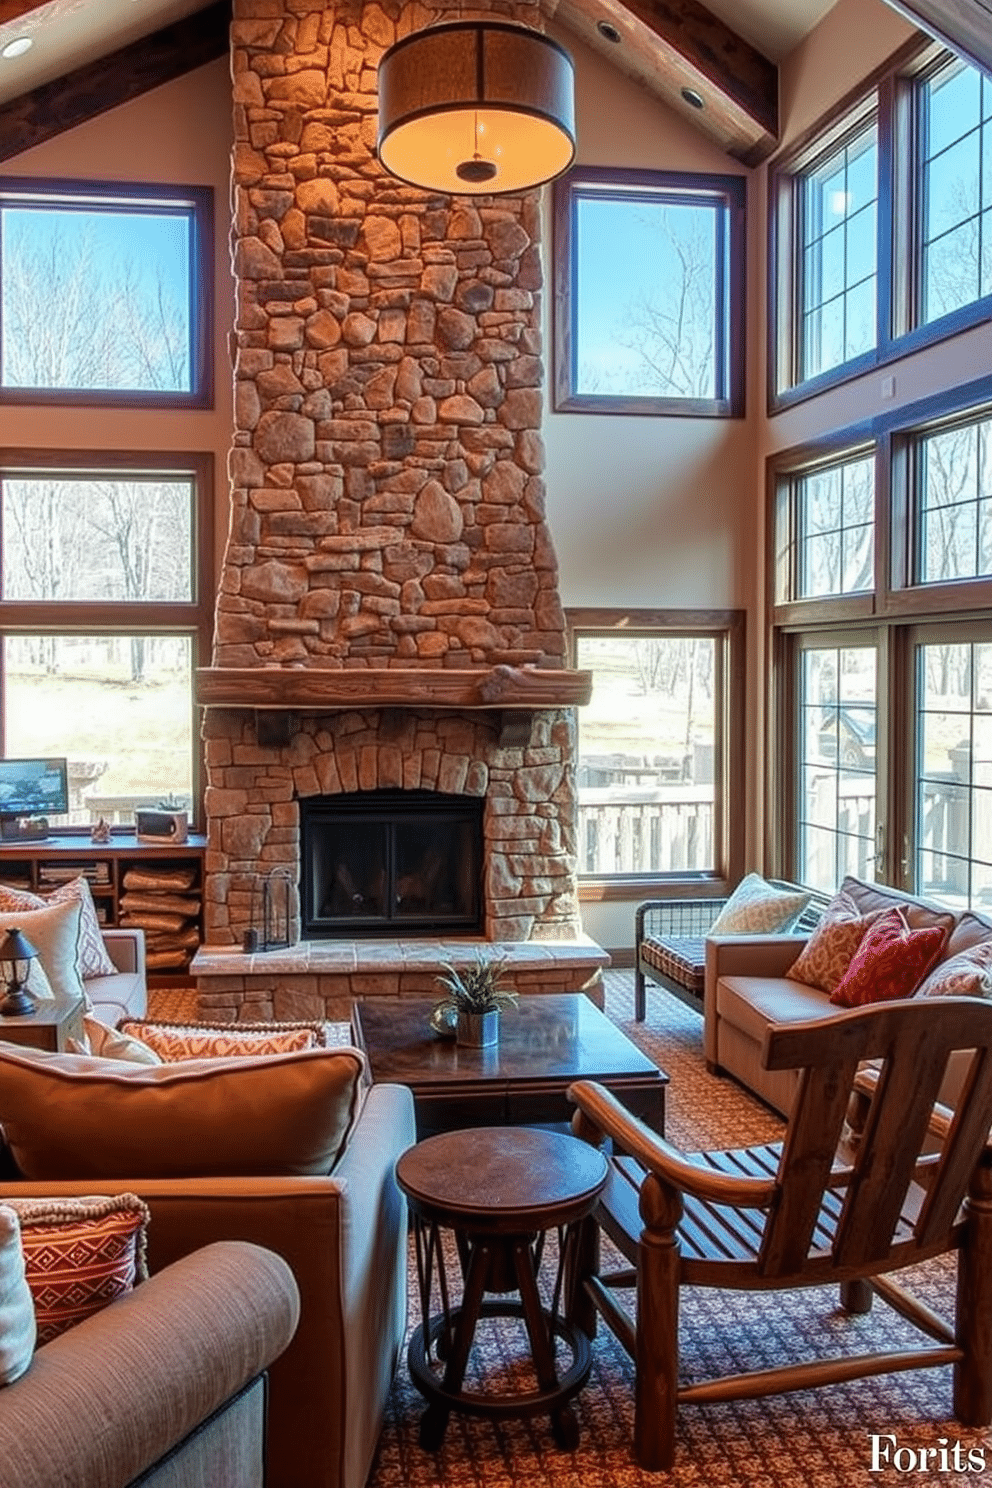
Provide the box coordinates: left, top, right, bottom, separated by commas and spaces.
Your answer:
366, 971, 992, 1487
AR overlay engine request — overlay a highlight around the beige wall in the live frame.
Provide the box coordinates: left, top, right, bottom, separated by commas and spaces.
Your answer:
542, 26, 757, 614
0, 56, 235, 569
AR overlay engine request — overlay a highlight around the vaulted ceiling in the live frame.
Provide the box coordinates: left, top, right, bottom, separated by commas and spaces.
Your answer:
0, 0, 987, 167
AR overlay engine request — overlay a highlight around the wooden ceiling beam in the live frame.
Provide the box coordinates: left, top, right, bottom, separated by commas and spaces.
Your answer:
0, 2, 49, 22
881, 0, 992, 74
0, 0, 230, 163
549, 0, 778, 164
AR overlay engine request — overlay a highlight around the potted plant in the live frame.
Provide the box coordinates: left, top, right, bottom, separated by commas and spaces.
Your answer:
433, 953, 518, 1047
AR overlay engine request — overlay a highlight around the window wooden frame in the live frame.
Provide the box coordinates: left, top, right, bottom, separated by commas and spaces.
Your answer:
768, 37, 992, 413
567, 607, 745, 900
0, 448, 215, 832
767, 378, 992, 896
553, 166, 747, 419
0, 178, 214, 410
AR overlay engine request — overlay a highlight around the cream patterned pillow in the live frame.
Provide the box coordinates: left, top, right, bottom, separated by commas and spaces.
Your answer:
0, 876, 114, 981
915, 938, 992, 999
709, 873, 812, 936
0, 1204, 35, 1384
0, 901, 85, 1003
787, 889, 880, 994
67, 1017, 163, 1066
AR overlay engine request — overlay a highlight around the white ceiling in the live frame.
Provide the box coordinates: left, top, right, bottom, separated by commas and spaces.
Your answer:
0, 0, 843, 110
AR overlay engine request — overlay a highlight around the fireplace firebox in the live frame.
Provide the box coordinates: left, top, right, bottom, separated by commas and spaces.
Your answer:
300, 791, 484, 938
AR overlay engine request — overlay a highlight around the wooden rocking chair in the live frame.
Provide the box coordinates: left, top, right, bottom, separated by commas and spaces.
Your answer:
567, 996, 992, 1470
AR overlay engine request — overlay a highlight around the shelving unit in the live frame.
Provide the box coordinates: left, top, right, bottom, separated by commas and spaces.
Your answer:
0, 833, 207, 985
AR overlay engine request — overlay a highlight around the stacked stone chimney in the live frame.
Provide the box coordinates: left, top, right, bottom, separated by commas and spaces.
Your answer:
200, 0, 586, 951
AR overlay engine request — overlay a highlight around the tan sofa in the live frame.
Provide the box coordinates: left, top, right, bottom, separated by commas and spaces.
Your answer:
0, 1077, 416, 1488
704, 875, 992, 1116
0, 1239, 299, 1488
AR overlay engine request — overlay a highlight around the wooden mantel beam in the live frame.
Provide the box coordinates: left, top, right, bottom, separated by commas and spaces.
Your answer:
549, 0, 778, 164
196, 665, 594, 712
881, 0, 992, 74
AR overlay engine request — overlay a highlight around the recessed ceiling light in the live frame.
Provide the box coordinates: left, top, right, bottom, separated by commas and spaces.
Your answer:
597, 21, 622, 44
681, 87, 705, 110
1, 37, 33, 60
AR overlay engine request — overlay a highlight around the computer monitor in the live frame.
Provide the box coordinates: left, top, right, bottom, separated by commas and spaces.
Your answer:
0, 757, 69, 840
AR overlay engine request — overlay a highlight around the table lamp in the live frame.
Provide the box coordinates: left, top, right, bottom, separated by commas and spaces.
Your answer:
0, 927, 39, 1017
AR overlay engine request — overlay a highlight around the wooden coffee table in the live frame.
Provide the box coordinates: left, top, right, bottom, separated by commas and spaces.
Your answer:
351, 992, 667, 1135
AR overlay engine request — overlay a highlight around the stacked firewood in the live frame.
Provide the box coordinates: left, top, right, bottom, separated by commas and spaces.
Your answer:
119, 864, 201, 974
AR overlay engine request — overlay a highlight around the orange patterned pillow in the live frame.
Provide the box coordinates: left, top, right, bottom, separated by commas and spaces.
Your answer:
119, 1019, 325, 1062
0, 875, 115, 981
5, 1194, 149, 1345
829, 909, 948, 1008
787, 890, 880, 994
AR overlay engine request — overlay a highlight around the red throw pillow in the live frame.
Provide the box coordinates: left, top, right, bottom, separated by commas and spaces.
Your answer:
829, 908, 948, 1009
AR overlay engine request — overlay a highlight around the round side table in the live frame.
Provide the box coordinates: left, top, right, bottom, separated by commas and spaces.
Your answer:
395, 1125, 608, 1452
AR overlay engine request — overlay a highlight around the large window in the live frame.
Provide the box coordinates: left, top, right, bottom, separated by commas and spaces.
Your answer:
799, 119, 878, 382
553, 167, 746, 417
0, 179, 213, 407
770, 42, 992, 407
0, 453, 214, 829
771, 383, 992, 911
569, 610, 743, 892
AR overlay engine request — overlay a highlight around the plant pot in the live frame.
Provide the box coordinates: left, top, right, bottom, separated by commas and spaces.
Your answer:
456, 1008, 499, 1047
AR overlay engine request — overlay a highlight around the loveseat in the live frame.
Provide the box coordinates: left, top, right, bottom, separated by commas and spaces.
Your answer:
0, 1045, 416, 1488
705, 874, 992, 1115
0, 1239, 300, 1488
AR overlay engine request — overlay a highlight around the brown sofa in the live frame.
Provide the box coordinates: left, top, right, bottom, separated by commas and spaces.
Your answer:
0, 1076, 416, 1488
0, 1239, 299, 1488
704, 874, 992, 1115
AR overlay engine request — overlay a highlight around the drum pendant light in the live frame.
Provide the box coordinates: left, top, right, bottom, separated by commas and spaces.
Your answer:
377, 20, 575, 196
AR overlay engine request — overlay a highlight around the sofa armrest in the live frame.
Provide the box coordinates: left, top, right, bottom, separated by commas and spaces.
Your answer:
703, 933, 809, 1065
100, 926, 146, 979
0, 1241, 299, 1488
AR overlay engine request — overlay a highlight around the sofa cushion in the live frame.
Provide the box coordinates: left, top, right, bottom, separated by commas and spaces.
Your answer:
945, 908, 992, 958
4, 1194, 149, 1345
829, 909, 948, 1007
709, 873, 812, 936
0, 1204, 34, 1384
0, 876, 115, 980
916, 937, 992, 999
716, 973, 833, 1046
0, 1042, 366, 1180
640, 935, 707, 994
785, 889, 880, 994
840, 875, 955, 939
0, 900, 84, 1004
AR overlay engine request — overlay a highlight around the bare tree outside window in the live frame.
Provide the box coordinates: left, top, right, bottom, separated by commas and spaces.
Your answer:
553, 167, 745, 416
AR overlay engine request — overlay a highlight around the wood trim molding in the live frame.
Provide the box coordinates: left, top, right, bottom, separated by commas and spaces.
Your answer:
881, 0, 992, 74
0, 1, 231, 163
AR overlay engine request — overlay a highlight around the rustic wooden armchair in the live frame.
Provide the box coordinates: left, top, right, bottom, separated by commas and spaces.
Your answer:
567, 996, 992, 1470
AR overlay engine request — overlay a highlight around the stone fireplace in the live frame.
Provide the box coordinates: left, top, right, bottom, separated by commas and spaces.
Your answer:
191, 0, 607, 1019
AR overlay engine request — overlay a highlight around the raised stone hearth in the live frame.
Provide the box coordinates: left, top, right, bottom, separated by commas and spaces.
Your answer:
195, 0, 602, 1006
193, 936, 610, 1023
